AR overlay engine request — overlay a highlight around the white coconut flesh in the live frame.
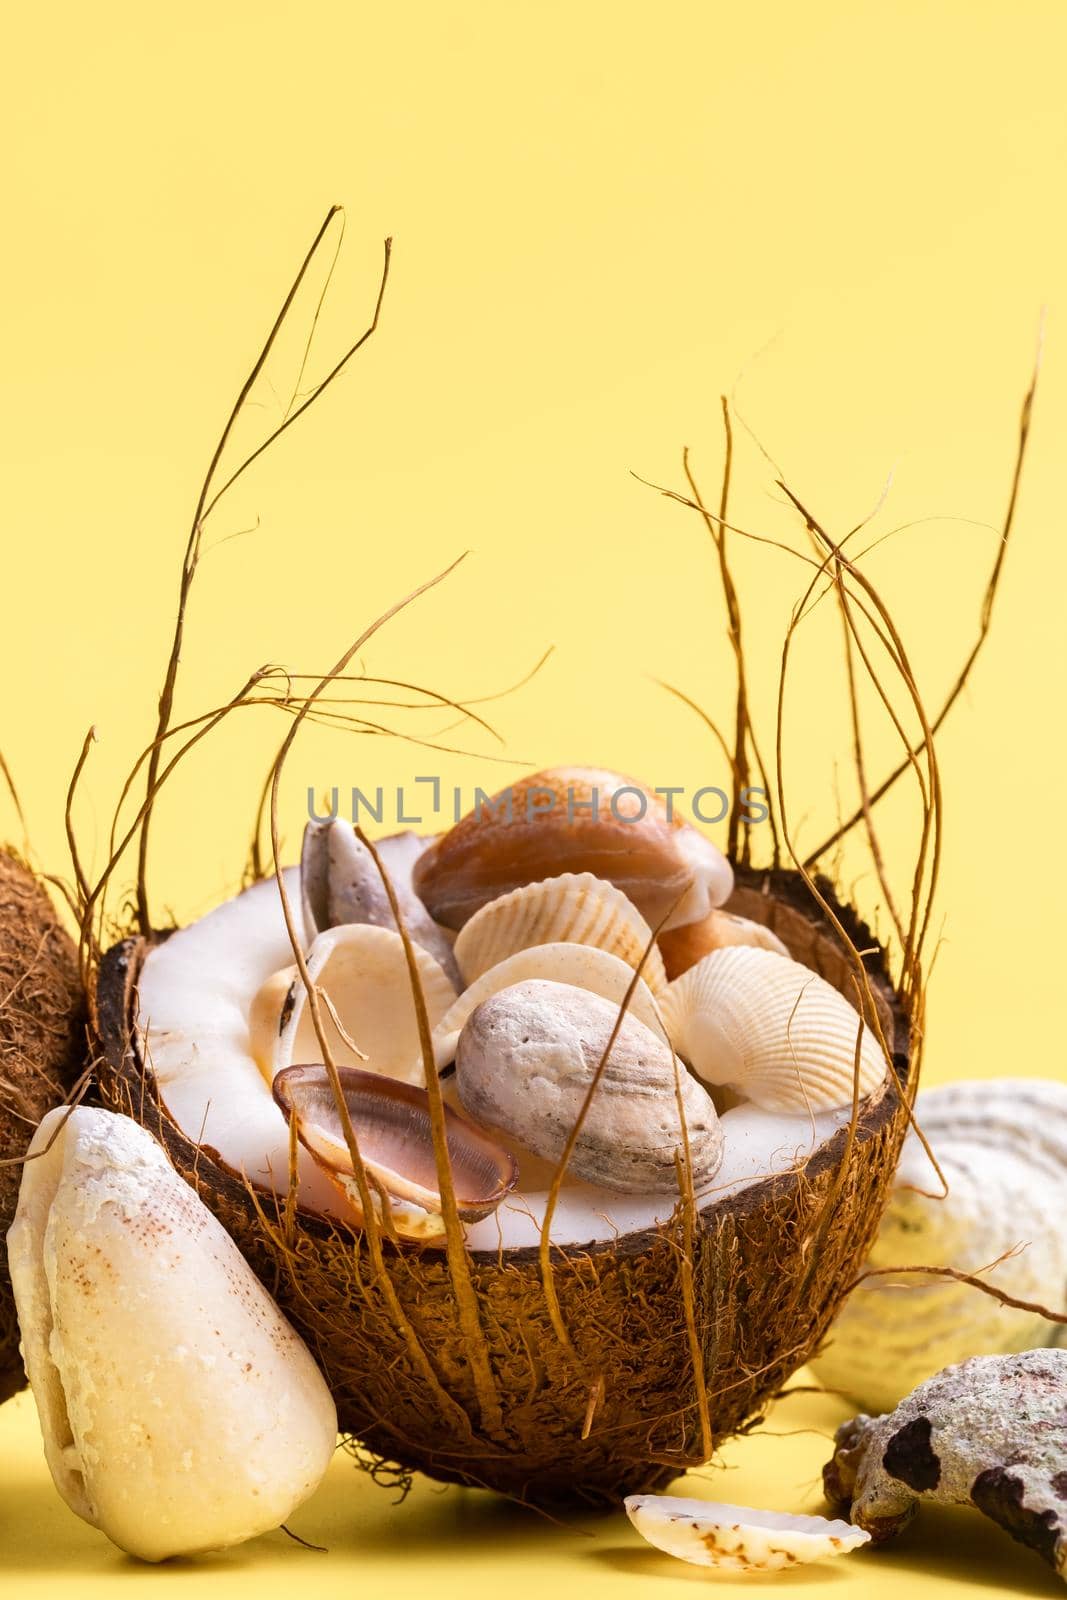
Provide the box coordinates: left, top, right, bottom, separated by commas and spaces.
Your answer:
136, 870, 878, 1247
625, 1495, 870, 1571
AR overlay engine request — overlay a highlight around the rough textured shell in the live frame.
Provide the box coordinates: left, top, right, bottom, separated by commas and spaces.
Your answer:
455, 978, 722, 1193
453, 872, 667, 994
662, 945, 887, 1114
431, 941, 661, 1067
273, 1064, 517, 1240
301, 820, 458, 983
811, 1078, 1067, 1412
412, 766, 733, 932
7, 1106, 337, 1562
625, 1495, 870, 1571
824, 1349, 1067, 1579
659, 907, 789, 982
273, 922, 457, 1086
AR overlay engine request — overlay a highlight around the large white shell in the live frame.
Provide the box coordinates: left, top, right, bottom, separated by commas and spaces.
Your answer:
661, 945, 887, 1114
431, 941, 662, 1068
272, 923, 457, 1086
812, 1077, 1067, 1413
453, 872, 667, 994
7, 1106, 337, 1562
625, 1495, 870, 1572
455, 979, 722, 1193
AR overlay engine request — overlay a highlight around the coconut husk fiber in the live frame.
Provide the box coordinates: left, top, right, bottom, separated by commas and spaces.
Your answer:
0, 849, 87, 1402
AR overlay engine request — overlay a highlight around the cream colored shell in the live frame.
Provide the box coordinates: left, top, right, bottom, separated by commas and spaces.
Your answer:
453, 872, 667, 994
271, 923, 457, 1087
811, 1077, 1067, 1413
455, 978, 722, 1193
431, 941, 662, 1068
625, 1495, 870, 1572
661, 945, 887, 1114
7, 1106, 337, 1562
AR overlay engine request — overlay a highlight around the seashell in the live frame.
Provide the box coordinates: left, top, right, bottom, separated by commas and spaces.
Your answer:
430, 942, 662, 1069
248, 961, 297, 1079
412, 766, 732, 932
455, 978, 722, 1193
453, 871, 668, 995
661, 945, 887, 1115
811, 1077, 1067, 1413
273, 1063, 518, 1240
301, 819, 459, 984
625, 1495, 870, 1572
7, 1105, 337, 1562
824, 1349, 1067, 1580
659, 907, 789, 981
269, 922, 457, 1087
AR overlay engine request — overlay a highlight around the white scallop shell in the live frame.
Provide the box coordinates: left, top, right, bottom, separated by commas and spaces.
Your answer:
811, 1077, 1067, 1413
660, 945, 887, 1114
453, 871, 667, 994
625, 1495, 870, 1572
270, 923, 457, 1087
431, 941, 662, 1068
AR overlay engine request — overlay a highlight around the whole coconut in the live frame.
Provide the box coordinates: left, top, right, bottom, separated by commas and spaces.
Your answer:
0, 848, 86, 1401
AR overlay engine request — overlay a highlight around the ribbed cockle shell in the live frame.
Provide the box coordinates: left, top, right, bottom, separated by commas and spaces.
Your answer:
661, 946, 887, 1114
273, 1064, 518, 1240
265, 922, 457, 1087
453, 871, 667, 995
431, 941, 662, 1068
412, 766, 732, 932
455, 978, 722, 1193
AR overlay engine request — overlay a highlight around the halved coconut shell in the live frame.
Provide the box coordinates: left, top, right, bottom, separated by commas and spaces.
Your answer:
274, 1064, 518, 1241
625, 1494, 870, 1571
95, 865, 909, 1508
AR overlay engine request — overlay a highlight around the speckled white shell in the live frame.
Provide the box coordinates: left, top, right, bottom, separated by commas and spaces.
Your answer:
812, 1078, 1067, 1413
430, 941, 662, 1068
625, 1495, 870, 1572
661, 945, 887, 1114
272, 923, 457, 1086
453, 872, 667, 994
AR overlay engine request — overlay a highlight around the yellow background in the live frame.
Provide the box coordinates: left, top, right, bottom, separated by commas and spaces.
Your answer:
2, 1, 1065, 1594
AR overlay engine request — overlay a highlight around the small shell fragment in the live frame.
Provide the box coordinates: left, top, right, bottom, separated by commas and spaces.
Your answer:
7, 1106, 338, 1562
301, 819, 459, 983
274, 1063, 518, 1240
272, 923, 457, 1087
625, 1494, 870, 1572
453, 872, 668, 995
431, 942, 662, 1068
659, 908, 789, 982
661, 946, 886, 1114
455, 979, 722, 1193
412, 766, 733, 932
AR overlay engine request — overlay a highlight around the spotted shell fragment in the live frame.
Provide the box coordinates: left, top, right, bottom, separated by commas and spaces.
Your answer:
273, 1064, 518, 1241
453, 871, 667, 995
661, 945, 887, 1114
625, 1495, 870, 1572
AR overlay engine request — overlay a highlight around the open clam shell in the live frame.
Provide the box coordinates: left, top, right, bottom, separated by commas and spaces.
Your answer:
661, 945, 887, 1114
453, 871, 668, 995
268, 923, 457, 1087
430, 941, 662, 1068
301, 819, 459, 984
273, 1064, 518, 1240
412, 766, 732, 932
625, 1495, 870, 1572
